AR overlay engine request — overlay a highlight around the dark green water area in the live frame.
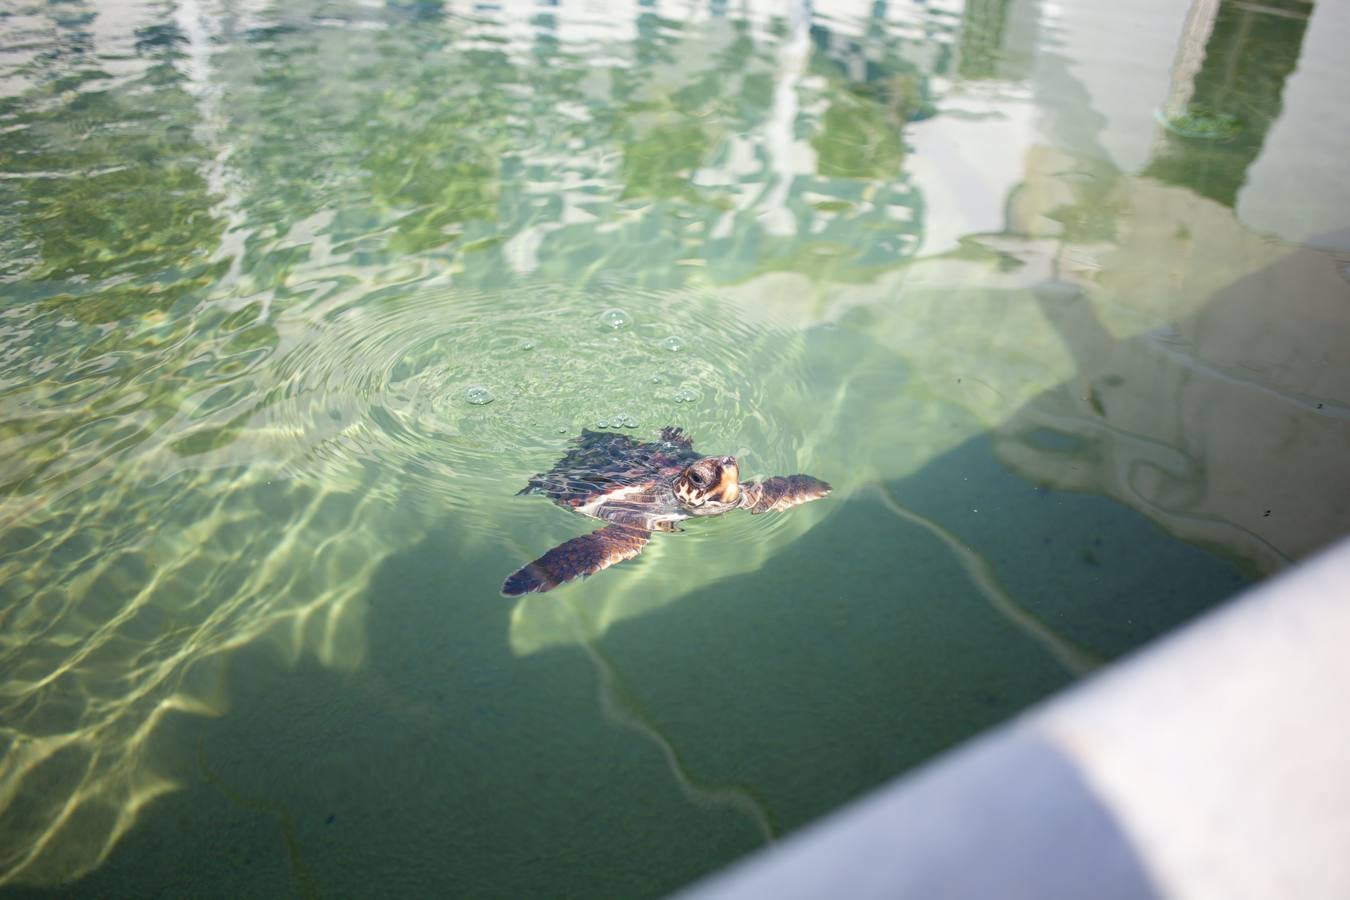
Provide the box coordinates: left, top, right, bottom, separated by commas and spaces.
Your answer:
2, 0, 1346, 896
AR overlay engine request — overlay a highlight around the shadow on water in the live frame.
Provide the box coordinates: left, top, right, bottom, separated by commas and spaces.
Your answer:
4, 280, 1279, 896
32, 154, 1347, 895
998, 252, 1350, 574
5, 518, 771, 899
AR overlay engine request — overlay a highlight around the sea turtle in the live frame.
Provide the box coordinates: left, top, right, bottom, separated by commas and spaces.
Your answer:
502, 426, 831, 596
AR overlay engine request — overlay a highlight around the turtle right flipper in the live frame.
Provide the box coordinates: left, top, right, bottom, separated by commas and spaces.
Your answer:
502, 524, 651, 596
740, 475, 832, 514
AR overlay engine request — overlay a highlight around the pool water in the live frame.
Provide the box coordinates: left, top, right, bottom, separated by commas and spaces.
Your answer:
2, 0, 1347, 895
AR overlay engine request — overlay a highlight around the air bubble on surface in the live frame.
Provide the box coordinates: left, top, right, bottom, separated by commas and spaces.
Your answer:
465, 385, 494, 405
600, 308, 631, 330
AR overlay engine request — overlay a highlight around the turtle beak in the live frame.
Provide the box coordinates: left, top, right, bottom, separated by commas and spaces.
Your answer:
717, 457, 740, 504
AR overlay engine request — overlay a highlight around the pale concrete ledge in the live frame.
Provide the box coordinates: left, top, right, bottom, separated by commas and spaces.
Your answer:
676, 536, 1350, 900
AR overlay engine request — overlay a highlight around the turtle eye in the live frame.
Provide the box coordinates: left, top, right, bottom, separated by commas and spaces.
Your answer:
688, 470, 708, 487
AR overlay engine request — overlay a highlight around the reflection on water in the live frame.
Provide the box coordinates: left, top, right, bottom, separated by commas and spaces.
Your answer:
0, 0, 1347, 893
1149, 0, 1311, 205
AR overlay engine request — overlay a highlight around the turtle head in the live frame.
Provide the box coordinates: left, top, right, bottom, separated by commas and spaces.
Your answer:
675, 456, 741, 509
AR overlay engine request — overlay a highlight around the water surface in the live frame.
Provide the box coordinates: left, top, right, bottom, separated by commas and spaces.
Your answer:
2, 0, 1347, 895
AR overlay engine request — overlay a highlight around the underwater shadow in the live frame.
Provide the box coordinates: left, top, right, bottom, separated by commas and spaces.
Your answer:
532, 218, 1350, 883
16, 240, 1335, 896
511, 209, 1350, 873
995, 231, 1350, 573
2, 510, 771, 899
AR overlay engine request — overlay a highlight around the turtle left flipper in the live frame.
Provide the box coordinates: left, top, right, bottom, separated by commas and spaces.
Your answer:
740, 475, 832, 514
659, 426, 695, 449
502, 524, 651, 596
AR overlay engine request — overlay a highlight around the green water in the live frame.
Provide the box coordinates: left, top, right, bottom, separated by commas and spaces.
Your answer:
2, 0, 1348, 895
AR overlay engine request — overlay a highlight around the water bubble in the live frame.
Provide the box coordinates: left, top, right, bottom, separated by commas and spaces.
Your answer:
600, 308, 631, 330
556, 425, 568, 434
672, 388, 700, 404
649, 374, 663, 384
597, 418, 610, 428
519, 340, 535, 351
464, 385, 495, 405
660, 336, 684, 352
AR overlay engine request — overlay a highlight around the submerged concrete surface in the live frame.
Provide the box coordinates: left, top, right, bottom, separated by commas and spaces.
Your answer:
677, 536, 1350, 900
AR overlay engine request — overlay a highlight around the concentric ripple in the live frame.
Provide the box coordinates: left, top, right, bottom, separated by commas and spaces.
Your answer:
259, 283, 818, 534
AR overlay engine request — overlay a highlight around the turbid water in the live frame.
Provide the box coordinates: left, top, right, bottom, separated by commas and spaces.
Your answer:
2, 0, 1348, 896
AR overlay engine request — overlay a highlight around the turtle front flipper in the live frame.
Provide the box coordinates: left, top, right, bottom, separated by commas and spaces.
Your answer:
740, 475, 832, 514
502, 524, 652, 596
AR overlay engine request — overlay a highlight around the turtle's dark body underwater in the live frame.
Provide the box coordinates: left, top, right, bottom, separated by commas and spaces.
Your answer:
502, 426, 831, 595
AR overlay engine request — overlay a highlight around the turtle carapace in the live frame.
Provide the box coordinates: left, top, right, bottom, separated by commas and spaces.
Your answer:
502, 427, 831, 595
